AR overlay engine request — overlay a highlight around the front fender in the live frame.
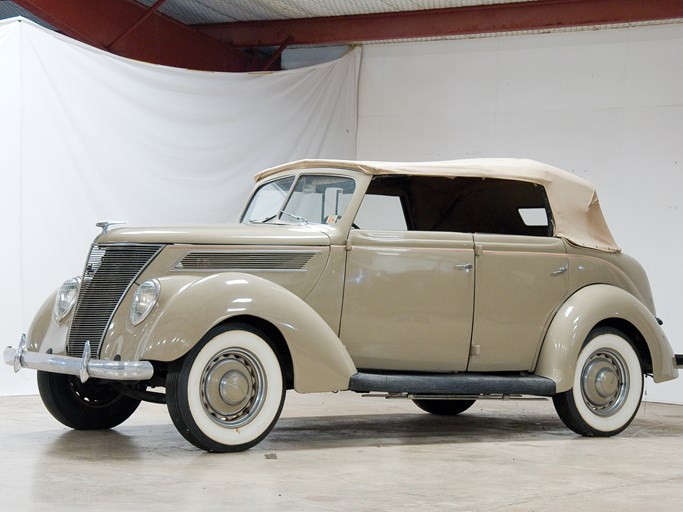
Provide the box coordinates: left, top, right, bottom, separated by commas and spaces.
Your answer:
535, 284, 678, 392
26, 288, 69, 355
132, 272, 357, 393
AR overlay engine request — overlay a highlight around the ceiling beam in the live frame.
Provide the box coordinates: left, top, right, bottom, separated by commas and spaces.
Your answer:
197, 0, 683, 47
14, 0, 248, 71
106, 0, 170, 50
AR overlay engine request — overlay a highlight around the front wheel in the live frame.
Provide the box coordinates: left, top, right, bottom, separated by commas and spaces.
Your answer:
553, 327, 643, 437
166, 324, 286, 452
37, 372, 141, 429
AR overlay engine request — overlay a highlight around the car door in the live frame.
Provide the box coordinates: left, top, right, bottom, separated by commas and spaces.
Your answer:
468, 234, 569, 371
340, 229, 475, 372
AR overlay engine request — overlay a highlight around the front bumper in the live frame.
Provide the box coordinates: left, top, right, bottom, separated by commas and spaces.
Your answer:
4, 335, 154, 383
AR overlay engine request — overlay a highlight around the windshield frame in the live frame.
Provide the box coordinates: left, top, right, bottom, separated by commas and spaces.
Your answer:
240, 172, 358, 226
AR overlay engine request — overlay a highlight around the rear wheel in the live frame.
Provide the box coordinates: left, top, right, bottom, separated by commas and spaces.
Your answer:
37, 371, 141, 430
413, 399, 476, 416
166, 324, 286, 452
553, 327, 643, 437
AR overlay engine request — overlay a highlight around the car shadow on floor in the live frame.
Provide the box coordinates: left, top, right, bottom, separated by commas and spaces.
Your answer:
34, 403, 683, 458
265, 410, 574, 450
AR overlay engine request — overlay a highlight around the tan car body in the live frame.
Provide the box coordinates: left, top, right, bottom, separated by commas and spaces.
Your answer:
24, 160, 678, 396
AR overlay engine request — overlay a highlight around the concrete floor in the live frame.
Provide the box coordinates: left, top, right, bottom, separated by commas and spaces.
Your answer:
2, 391, 683, 512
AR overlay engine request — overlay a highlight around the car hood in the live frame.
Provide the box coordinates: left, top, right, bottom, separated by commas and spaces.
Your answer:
95, 223, 332, 246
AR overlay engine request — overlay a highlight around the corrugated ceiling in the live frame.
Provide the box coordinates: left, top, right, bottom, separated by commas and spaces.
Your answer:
134, 0, 536, 24
0, 1, 55, 28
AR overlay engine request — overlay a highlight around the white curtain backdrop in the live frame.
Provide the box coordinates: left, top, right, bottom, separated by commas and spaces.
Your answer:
357, 23, 683, 404
0, 18, 360, 395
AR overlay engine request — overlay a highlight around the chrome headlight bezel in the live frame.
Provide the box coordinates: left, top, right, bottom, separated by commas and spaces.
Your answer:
54, 277, 81, 322
129, 279, 160, 326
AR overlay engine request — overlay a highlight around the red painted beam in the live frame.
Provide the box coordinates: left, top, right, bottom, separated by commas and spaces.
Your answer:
107, 0, 170, 50
197, 0, 683, 47
14, 0, 248, 71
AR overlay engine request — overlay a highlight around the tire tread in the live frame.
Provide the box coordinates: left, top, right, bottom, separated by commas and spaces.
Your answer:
37, 371, 140, 430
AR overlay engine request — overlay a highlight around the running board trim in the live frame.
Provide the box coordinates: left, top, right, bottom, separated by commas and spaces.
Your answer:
348, 372, 556, 396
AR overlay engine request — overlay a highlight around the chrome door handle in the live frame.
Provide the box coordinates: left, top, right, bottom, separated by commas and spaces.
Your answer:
454, 264, 473, 272
551, 265, 568, 276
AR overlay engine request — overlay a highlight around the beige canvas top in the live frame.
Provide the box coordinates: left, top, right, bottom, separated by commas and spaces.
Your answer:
256, 158, 619, 253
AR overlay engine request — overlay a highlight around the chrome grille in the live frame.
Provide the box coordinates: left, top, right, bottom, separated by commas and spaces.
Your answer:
176, 251, 315, 271
67, 244, 163, 358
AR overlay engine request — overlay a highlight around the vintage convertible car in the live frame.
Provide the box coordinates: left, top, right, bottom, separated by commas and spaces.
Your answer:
5, 158, 683, 452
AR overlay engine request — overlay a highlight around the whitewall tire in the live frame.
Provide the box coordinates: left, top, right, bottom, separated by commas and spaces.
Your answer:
167, 323, 285, 452
553, 327, 643, 437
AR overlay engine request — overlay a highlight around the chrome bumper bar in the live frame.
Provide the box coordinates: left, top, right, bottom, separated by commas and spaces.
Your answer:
4, 335, 154, 383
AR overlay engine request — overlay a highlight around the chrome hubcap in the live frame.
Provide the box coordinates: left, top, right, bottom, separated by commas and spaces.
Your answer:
581, 348, 629, 416
219, 369, 250, 406
201, 348, 266, 428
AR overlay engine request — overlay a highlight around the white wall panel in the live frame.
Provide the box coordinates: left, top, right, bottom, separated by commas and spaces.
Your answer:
0, 20, 35, 395
358, 23, 683, 404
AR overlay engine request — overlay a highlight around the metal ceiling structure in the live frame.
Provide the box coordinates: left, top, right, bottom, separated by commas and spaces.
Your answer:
5, 0, 683, 71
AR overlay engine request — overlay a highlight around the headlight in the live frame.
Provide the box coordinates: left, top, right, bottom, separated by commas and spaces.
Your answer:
129, 279, 160, 326
54, 277, 81, 321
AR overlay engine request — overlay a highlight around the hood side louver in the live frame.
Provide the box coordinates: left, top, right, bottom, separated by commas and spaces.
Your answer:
176, 251, 316, 271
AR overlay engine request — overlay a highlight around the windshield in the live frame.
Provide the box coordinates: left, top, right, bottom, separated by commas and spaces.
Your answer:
241, 173, 356, 225
242, 176, 294, 223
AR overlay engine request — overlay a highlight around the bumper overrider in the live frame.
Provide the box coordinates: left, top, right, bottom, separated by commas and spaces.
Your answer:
4, 334, 154, 383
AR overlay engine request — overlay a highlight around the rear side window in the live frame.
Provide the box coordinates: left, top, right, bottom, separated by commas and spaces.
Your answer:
357, 175, 553, 237
354, 194, 407, 230
518, 207, 550, 228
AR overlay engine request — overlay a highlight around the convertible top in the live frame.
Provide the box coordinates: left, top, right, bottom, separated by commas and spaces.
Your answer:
256, 158, 619, 253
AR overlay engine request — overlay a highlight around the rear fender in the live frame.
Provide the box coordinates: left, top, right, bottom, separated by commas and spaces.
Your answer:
134, 272, 357, 393
536, 284, 677, 393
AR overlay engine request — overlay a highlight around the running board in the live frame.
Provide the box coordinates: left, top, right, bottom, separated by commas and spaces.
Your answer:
349, 372, 556, 397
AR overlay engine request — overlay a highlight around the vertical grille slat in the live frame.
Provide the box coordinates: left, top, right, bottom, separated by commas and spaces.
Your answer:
67, 244, 163, 358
